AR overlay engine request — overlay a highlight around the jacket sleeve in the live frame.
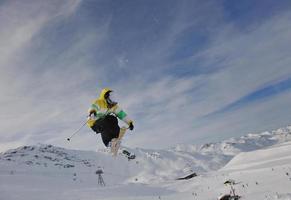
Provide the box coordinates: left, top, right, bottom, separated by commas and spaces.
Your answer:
88, 101, 105, 118
113, 105, 133, 125
87, 102, 101, 127
88, 103, 99, 115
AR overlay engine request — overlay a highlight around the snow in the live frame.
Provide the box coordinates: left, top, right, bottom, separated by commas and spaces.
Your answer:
1, 125, 291, 199
222, 141, 291, 171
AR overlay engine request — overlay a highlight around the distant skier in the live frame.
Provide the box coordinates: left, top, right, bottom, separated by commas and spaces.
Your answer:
87, 88, 134, 148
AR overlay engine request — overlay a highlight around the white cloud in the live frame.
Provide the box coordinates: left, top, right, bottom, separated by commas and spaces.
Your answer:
117, 10, 291, 149
190, 89, 291, 145
0, 0, 84, 152
192, 11, 291, 112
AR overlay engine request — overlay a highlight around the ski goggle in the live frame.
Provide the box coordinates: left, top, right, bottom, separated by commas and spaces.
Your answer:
105, 91, 117, 104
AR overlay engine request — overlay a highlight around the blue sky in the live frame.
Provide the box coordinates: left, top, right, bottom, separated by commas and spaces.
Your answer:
1, 0, 291, 151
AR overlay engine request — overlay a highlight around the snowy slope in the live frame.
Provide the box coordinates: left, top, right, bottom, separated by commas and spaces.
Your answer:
0, 125, 291, 200
222, 141, 291, 171
217, 141, 291, 199
165, 140, 291, 200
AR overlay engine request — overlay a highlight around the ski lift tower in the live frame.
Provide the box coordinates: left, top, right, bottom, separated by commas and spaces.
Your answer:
96, 168, 106, 186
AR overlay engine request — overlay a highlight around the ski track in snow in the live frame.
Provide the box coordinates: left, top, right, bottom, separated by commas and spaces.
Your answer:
1, 125, 291, 200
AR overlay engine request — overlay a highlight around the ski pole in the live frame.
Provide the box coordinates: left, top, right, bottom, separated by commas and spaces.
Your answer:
67, 119, 89, 141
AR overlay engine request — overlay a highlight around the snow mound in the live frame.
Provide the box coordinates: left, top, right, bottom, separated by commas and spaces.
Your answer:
221, 141, 291, 171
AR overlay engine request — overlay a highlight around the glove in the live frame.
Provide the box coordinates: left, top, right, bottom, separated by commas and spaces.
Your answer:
89, 110, 97, 117
129, 122, 134, 131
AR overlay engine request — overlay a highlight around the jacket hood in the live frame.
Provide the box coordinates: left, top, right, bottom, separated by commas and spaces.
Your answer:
99, 88, 112, 101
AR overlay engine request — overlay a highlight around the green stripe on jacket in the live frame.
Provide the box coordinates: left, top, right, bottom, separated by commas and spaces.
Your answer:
91, 104, 99, 110
117, 110, 127, 120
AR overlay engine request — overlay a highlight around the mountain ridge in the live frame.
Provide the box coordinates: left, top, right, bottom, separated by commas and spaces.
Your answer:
1, 124, 291, 183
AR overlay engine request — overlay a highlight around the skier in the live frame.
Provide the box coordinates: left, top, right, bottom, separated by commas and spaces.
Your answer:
87, 88, 134, 148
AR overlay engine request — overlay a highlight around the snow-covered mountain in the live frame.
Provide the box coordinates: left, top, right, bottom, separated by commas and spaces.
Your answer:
173, 125, 291, 155
1, 125, 291, 200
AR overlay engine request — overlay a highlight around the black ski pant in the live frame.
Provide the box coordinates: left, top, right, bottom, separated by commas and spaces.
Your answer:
91, 115, 120, 147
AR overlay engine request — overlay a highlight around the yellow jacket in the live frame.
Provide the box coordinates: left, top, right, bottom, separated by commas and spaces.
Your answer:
87, 88, 133, 127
